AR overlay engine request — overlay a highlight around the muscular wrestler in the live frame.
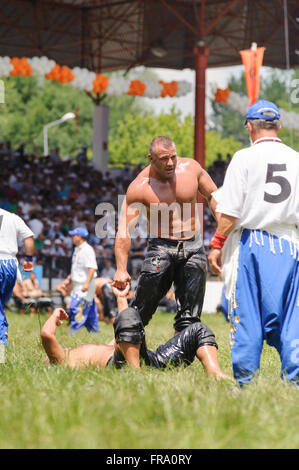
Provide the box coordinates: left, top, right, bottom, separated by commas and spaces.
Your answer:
113, 136, 218, 365
41, 288, 233, 381
94, 277, 118, 324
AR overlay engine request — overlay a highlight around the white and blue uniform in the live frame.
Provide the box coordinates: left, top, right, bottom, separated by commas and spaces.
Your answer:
215, 137, 299, 385
0, 209, 34, 344
68, 241, 98, 333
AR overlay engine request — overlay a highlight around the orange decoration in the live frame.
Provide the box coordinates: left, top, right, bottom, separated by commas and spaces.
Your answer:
240, 47, 265, 106
159, 80, 178, 97
59, 65, 74, 83
5, 56, 190, 99
92, 74, 109, 93
45, 64, 60, 81
214, 88, 231, 103
127, 80, 146, 96
45, 64, 74, 83
10, 57, 32, 76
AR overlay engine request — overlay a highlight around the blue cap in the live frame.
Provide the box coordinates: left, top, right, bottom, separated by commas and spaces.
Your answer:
68, 226, 89, 239
244, 99, 280, 126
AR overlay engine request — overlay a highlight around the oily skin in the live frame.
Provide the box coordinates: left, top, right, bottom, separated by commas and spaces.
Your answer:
113, 142, 217, 290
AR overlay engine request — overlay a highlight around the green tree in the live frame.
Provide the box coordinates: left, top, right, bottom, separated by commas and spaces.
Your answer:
0, 73, 153, 157
0, 69, 253, 166
108, 107, 243, 168
210, 68, 299, 149
0, 76, 94, 156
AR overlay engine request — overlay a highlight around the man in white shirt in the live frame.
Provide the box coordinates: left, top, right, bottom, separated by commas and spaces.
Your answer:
63, 227, 99, 333
0, 208, 34, 344
208, 99, 299, 387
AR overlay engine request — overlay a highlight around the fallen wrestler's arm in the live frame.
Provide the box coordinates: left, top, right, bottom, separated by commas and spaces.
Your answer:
41, 308, 69, 364
41, 308, 114, 368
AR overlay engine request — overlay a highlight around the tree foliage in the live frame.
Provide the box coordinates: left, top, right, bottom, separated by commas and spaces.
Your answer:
0, 76, 93, 155
108, 107, 243, 167
2, 66, 296, 168
0, 74, 244, 168
0, 75, 152, 157
210, 68, 299, 149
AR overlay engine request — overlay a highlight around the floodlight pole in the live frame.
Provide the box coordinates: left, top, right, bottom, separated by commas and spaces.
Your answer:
43, 119, 64, 156
43, 113, 75, 156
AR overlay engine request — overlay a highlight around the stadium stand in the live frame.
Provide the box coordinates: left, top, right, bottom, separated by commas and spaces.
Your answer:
0, 141, 228, 288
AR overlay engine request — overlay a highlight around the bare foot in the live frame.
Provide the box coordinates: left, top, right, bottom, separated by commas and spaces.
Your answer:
215, 371, 235, 382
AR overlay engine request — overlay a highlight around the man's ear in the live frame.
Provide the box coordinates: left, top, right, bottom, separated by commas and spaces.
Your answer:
148, 153, 152, 163
247, 122, 255, 138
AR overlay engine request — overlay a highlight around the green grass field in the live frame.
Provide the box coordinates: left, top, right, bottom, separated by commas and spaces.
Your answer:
0, 309, 298, 449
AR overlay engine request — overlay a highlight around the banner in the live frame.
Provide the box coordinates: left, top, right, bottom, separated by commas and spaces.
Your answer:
240, 46, 265, 106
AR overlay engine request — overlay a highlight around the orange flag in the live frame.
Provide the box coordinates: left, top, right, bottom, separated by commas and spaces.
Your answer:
240, 47, 265, 106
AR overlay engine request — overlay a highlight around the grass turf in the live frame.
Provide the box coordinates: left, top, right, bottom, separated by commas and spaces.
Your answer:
0, 310, 298, 449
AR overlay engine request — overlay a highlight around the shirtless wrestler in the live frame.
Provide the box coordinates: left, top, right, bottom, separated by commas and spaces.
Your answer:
112, 136, 218, 366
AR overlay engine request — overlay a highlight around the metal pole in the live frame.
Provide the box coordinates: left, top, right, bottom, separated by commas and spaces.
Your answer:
194, 43, 209, 236
283, 0, 293, 147
43, 118, 68, 156
283, 0, 290, 70
43, 126, 49, 156
194, 43, 209, 172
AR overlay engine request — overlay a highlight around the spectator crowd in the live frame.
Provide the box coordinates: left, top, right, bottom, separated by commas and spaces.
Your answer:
0, 140, 231, 283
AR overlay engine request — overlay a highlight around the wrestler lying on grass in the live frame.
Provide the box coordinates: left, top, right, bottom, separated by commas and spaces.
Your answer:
41, 285, 233, 381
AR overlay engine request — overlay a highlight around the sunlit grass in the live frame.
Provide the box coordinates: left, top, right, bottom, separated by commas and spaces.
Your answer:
0, 310, 298, 449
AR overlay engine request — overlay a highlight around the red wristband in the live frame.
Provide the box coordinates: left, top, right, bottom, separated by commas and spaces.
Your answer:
210, 232, 227, 250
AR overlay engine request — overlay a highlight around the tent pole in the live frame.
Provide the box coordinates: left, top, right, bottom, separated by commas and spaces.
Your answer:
194, 43, 209, 232
194, 43, 209, 171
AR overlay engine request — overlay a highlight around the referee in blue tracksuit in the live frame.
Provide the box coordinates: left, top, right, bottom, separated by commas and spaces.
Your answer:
208, 100, 299, 386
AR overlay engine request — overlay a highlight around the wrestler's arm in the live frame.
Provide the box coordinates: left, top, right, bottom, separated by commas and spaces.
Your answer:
113, 183, 142, 291
214, 213, 238, 238
41, 308, 69, 364
195, 163, 218, 220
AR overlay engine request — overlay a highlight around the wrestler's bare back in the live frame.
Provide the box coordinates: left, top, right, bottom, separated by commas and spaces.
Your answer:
64, 343, 115, 368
